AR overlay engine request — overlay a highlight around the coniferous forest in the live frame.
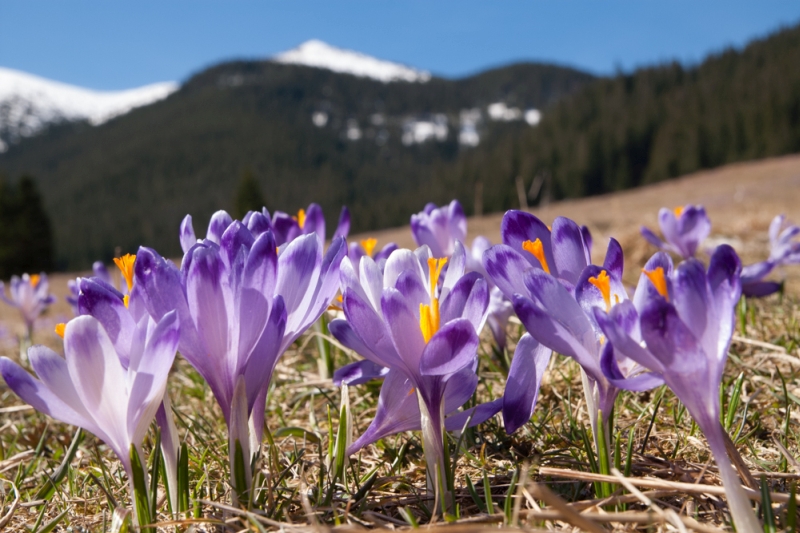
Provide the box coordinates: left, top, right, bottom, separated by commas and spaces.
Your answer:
1, 23, 799, 271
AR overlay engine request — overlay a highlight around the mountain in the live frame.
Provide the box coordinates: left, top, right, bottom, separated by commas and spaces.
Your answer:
0, 48, 593, 269
273, 40, 431, 83
0, 67, 177, 152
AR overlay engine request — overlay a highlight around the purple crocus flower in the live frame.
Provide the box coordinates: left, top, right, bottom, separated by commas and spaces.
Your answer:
0, 273, 56, 337
76, 268, 182, 510
410, 200, 467, 259
593, 245, 761, 532
134, 211, 346, 503
347, 238, 398, 272
740, 214, 800, 297
271, 204, 350, 246
484, 210, 661, 438
0, 311, 180, 526
412, 203, 516, 349
66, 261, 116, 315
329, 242, 500, 505
641, 205, 711, 259
182, 205, 349, 252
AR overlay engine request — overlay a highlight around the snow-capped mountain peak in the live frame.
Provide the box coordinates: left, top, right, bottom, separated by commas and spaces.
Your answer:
272, 40, 431, 83
0, 66, 178, 151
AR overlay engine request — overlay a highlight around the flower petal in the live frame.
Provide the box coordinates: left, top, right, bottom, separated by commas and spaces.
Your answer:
180, 215, 197, 254
333, 359, 389, 386
501, 210, 554, 270
381, 288, 426, 377
502, 333, 552, 433
551, 216, 590, 284
482, 244, 531, 300
439, 272, 489, 331
419, 318, 479, 377
348, 370, 420, 454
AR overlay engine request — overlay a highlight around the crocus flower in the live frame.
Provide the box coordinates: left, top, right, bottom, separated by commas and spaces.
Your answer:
67, 261, 122, 315
0, 311, 180, 527
75, 258, 181, 511
134, 211, 346, 504
347, 238, 398, 272
410, 200, 467, 259
740, 214, 800, 297
271, 204, 350, 246
329, 242, 500, 506
0, 273, 56, 337
484, 210, 661, 439
412, 202, 517, 349
593, 245, 761, 533
640, 205, 710, 259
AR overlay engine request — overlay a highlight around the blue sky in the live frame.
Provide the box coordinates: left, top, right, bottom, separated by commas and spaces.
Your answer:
1, 1, 799, 90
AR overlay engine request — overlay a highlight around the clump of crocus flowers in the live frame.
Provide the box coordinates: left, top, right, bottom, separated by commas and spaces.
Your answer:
4, 198, 795, 532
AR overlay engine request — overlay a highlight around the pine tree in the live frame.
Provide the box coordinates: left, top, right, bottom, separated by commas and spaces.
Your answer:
233, 169, 266, 219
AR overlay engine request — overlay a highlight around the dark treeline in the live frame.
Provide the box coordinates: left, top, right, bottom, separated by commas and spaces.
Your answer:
0, 175, 54, 278
1, 23, 799, 270
446, 24, 800, 211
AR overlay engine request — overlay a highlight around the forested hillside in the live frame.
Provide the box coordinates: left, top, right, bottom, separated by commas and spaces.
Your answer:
0, 61, 591, 269
448, 24, 800, 210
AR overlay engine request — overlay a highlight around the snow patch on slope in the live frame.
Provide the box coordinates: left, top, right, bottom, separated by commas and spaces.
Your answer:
273, 40, 431, 83
0, 66, 178, 150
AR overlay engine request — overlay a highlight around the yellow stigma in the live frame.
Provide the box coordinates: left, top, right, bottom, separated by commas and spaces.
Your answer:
360, 238, 377, 257
30, 274, 40, 288
113, 253, 136, 292
419, 257, 447, 343
588, 269, 612, 312
643, 267, 669, 300
123, 295, 130, 308
293, 208, 307, 229
522, 239, 550, 274
673, 206, 684, 217
327, 294, 343, 312
55, 323, 65, 338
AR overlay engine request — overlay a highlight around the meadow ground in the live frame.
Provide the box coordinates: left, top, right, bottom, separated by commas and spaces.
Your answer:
1, 155, 800, 531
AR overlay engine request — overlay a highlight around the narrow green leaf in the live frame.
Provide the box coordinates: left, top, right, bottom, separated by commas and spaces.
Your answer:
35, 428, 83, 500
482, 470, 495, 514
466, 475, 487, 513
761, 475, 776, 533
272, 427, 321, 444
787, 482, 797, 533
177, 442, 190, 513
129, 445, 152, 530
110, 507, 132, 533
232, 439, 249, 508
149, 430, 162, 517
399, 507, 419, 528
34, 509, 68, 533
504, 467, 519, 524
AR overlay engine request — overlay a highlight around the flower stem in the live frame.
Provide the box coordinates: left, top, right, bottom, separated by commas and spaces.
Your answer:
417, 391, 451, 515
703, 420, 762, 533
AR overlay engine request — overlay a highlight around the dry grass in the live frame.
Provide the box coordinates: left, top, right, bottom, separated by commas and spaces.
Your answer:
2, 155, 800, 531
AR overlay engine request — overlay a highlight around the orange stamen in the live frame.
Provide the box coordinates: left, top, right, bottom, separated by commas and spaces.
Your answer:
293, 208, 307, 229
30, 274, 40, 288
643, 267, 669, 300
522, 239, 550, 274
113, 254, 136, 292
673, 206, 684, 217
55, 323, 65, 338
419, 257, 447, 343
588, 270, 612, 312
327, 294, 343, 311
360, 238, 377, 257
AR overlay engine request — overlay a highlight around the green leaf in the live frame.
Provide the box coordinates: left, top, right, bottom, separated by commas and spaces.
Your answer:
129, 444, 152, 531
34, 428, 83, 500
273, 427, 321, 444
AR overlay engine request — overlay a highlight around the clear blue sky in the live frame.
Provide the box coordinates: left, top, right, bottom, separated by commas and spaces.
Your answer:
1, 1, 799, 90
